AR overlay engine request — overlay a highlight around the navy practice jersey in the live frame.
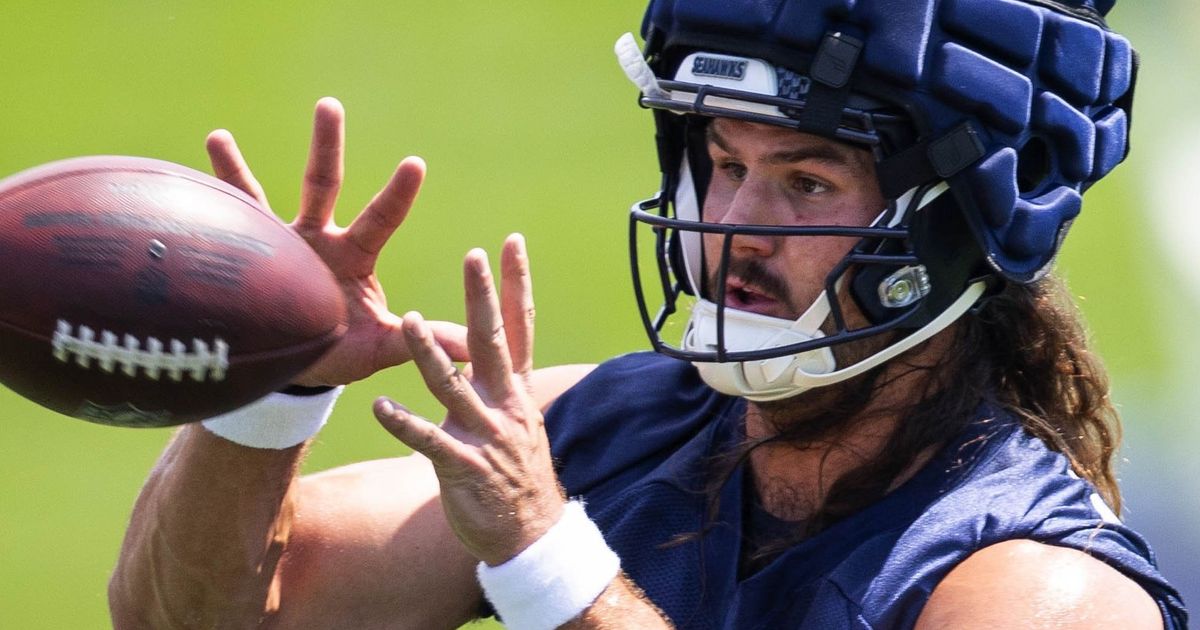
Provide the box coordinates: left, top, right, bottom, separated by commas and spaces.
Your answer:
544, 352, 1187, 629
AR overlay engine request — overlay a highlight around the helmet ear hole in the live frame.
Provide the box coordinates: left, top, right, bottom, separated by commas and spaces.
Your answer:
1016, 136, 1052, 194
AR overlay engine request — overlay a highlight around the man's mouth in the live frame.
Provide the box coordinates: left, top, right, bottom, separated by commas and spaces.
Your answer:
722, 278, 789, 318
704, 257, 797, 319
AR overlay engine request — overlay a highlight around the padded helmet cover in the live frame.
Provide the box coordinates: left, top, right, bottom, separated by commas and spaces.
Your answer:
640, 0, 1136, 283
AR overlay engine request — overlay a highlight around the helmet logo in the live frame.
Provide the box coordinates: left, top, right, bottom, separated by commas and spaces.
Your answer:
691, 56, 748, 80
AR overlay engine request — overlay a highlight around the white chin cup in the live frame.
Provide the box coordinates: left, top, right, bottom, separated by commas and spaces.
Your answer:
682, 298, 837, 402
681, 280, 988, 402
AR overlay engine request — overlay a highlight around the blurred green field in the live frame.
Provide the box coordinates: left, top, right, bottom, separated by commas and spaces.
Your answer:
0, 2, 1195, 627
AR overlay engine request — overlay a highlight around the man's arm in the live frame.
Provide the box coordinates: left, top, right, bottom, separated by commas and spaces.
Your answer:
271, 363, 597, 627
915, 539, 1164, 629
107, 429, 483, 629
109, 426, 306, 628
109, 362, 596, 629
561, 577, 675, 629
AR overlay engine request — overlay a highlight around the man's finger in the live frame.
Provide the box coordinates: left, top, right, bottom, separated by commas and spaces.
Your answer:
500, 234, 535, 378
295, 97, 345, 232
463, 250, 516, 406
345, 157, 425, 258
427, 320, 471, 363
402, 311, 489, 430
205, 129, 271, 210
373, 397, 470, 466
372, 317, 470, 373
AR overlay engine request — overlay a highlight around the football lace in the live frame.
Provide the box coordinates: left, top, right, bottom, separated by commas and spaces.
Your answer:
51, 319, 229, 382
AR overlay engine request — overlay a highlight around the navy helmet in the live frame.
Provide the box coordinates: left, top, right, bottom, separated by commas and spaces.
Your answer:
620, 0, 1137, 400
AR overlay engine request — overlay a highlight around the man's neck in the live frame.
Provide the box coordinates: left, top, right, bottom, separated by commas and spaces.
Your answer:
742, 327, 956, 522
744, 407, 918, 521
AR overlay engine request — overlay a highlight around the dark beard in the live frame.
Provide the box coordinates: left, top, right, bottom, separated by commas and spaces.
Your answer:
751, 365, 879, 444
702, 253, 903, 442
750, 322, 896, 443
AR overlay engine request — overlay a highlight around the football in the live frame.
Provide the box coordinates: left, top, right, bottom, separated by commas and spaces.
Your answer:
0, 156, 347, 427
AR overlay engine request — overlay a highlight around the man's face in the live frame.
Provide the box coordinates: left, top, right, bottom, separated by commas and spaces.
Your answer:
701, 117, 885, 321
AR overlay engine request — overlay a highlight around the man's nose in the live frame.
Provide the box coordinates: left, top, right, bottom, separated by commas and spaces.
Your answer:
718, 178, 785, 257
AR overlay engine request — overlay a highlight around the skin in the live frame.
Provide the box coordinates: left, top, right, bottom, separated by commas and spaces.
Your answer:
108, 101, 1163, 629
701, 117, 882, 320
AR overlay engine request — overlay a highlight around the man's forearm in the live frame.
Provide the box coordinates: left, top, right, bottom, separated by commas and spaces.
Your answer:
108, 424, 307, 629
563, 575, 674, 629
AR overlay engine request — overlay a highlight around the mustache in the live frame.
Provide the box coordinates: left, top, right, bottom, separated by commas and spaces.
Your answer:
704, 257, 795, 310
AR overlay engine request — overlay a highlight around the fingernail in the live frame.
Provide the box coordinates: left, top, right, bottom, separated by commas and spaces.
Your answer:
376, 397, 395, 416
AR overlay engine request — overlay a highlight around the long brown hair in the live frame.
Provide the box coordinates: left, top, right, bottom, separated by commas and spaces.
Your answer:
966, 273, 1121, 509
825, 272, 1122, 522
695, 272, 1122, 553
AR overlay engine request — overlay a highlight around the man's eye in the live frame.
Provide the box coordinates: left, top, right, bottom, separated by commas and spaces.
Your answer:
719, 162, 747, 181
796, 177, 829, 194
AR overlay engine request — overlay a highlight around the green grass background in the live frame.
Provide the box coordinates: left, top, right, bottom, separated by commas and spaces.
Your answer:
0, 2, 1196, 627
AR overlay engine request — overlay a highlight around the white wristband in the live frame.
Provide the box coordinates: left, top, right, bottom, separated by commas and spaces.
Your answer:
476, 501, 620, 630
200, 386, 344, 449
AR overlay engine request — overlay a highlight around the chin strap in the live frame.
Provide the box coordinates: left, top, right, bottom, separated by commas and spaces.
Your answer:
686, 280, 987, 402
790, 280, 986, 393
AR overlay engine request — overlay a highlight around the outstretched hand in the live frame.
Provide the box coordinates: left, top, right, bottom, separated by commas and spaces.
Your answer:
204, 97, 467, 386
374, 235, 566, 566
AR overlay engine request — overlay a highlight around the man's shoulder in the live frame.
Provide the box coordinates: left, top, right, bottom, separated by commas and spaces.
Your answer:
853, 413, 1185, 627
925, 415, 1118, 536
896, 415, 1126, 555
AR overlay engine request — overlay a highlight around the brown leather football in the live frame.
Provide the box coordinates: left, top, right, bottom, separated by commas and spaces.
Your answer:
0, 156, 347, 427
